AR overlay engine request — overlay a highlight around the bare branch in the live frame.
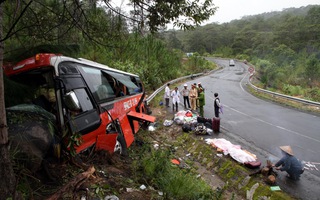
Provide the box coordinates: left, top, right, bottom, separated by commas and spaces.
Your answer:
103, 0, 140, 23
1, 0, 33, 42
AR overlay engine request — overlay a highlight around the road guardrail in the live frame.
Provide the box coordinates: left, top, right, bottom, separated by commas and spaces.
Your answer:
247, 74, 320, 107
145, 73, 203, 104
145, 65, 223, 105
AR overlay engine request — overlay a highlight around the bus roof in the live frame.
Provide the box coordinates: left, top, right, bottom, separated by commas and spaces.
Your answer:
3, 53, 139, 78
77, 58, 138, 77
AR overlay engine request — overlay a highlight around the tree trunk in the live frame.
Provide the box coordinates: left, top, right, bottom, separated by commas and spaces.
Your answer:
0, 3, 17, 199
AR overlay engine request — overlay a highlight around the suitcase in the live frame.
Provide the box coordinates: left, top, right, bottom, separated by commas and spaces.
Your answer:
212, 117, 220, 132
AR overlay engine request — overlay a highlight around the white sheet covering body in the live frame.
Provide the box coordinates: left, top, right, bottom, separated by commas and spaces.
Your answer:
205, 138, 256, 163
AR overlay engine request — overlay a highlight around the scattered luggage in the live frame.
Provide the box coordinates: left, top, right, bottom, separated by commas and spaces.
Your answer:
212, 117, 220, 132
182, 124, 192, 132
194, 123, 207, 135
197, 116, 212, 124
163, 120, 174, 126
204, 122, 212, 129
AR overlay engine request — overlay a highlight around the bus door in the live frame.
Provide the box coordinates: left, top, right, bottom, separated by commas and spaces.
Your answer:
59, 63, 111, 152
127, 110, 156, 134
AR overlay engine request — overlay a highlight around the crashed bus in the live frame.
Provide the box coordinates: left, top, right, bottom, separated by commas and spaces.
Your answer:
3, 53, 155, 159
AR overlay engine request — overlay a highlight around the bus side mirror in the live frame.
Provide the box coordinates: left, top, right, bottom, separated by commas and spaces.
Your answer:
64, 91, 81, 111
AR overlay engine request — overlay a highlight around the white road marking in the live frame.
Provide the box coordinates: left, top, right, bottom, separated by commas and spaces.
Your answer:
220, 71, 234, 79
239, 72, 249, 92
208, 95, 320, 144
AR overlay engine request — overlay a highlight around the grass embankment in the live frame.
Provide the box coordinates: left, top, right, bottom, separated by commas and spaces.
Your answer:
132, 125, 294, 199
248, 70, 320, 114
131, 88, 295, 199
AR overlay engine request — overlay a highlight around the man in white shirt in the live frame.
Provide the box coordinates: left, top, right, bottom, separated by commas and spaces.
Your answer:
171, 87, 180, 112
164, 83, 171, 107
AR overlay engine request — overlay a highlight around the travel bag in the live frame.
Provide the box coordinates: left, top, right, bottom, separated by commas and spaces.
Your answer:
194, 123, 207, 135
212, 117, 220, 132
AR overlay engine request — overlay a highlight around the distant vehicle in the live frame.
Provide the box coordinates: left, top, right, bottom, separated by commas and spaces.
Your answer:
186, 52, 193, 57
229, 59, 235, 66
244, 60, 248, 64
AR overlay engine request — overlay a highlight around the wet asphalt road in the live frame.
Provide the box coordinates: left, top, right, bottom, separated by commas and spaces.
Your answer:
175, 58, 320, 200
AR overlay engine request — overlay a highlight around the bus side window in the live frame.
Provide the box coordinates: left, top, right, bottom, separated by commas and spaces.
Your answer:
79, 65, 116, 103
131, 76, 143, 93
96, 85, 109, 100
106, 76, 117, 96
115, 82, 127, 97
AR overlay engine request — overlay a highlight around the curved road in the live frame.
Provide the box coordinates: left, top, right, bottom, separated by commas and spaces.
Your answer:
181, 58, 320, 199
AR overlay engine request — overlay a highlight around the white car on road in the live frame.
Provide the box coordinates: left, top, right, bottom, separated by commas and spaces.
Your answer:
229, 59, 235, 66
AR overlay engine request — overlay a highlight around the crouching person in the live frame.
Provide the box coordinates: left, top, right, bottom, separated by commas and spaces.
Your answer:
274, 146, 304, 180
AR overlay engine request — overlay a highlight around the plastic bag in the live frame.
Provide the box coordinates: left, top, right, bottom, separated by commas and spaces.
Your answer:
163, 119, 174, 126
195, 123, 207, 135
182, 124, 192, 132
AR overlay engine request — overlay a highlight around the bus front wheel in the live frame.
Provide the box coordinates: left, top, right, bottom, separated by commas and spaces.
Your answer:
114, 136, 128, 156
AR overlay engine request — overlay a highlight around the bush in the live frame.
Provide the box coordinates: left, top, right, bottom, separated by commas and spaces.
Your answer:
306, 87, 320, 102
139, 149, 216, 200
282, 84, 303, 96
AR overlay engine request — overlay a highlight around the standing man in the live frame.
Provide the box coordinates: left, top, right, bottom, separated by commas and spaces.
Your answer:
171, 87, 180, 112
198, 87, 205, 117
198, 82, 204, 93
164, 83, 171, 107
189, 84, 198, 111
181, 84, 191, 109
195, 83, 199, 108
197, 82, 204, 108
214, 93, 221, 118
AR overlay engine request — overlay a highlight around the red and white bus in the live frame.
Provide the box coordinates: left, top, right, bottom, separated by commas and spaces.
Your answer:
3, 53, 155, 156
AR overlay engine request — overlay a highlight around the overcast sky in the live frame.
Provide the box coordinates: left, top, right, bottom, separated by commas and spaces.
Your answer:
110, 0, 320, 26
208, 0, 320, 24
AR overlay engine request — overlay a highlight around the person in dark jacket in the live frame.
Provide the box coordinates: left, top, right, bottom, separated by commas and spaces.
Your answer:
181, 84, 191, 109
214, 93, 221, 118
274, 146, 304, 180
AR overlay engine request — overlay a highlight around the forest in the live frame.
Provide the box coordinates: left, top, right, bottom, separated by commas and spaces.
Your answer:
3, 2, 320, 102
163, 5, 320, 101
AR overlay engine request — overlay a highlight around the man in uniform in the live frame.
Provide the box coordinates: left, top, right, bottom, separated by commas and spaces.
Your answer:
189, 83, 198, 111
